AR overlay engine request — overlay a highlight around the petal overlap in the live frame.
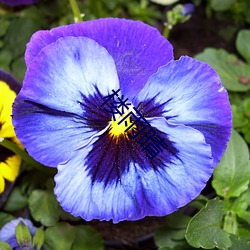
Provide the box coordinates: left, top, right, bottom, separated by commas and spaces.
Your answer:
25, 18, 174, 98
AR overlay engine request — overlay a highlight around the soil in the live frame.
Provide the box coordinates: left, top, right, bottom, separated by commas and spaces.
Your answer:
88, 217, 166, 250
169, 3, 237, 58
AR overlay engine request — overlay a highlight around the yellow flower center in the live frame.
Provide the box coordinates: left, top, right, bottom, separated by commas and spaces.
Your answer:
109, 106, 136, 138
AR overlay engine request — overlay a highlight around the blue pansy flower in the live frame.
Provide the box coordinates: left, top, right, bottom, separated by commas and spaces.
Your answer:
0, 217, 36, 249
0, 0, 37, 6
12, 18, 232, 223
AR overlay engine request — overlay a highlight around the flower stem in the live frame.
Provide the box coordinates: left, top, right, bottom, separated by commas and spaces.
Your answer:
0, 138, 55, 175
163, 24, 171, 39
69, 0, 83, 23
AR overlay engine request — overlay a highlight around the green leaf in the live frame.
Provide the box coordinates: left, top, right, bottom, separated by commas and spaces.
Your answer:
223, 211, 238, 235
21, 6, 47, 27
0, 40, 4, 49
237, 210, 250, 224
3, 187, 28, 212
28, 190, 60, 226
238, 227, 250, 240
229, 235, 250, 250
11, 56, 26, 83
185, 198, 231, 249
0, 50, 12, 70
0, 19, 10, 37
0, 241, 12, 250
33, 228, 45, 250
210, 0, 236, 11
243, 98, 250, 118
44, 223, 76, 250
21, 171, 53, 195
212, 130, 250, 198
231, 105, 248, 128
233, 190, 250, 224
155, 227, 186, 249
0, 212, 15, 228
236, 30, 250, 64
231, 189, 250, 213
165, 212, 191, 230
71, 225, 104, 250
196, 48, 250, 92
155, 213, 191, 248
159, 246, 193, 250
15, 222, 32, 248
4, 18, 40, 59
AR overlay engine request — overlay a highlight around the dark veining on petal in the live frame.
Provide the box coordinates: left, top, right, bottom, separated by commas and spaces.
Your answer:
78, 86, 111, 130
74, 50, 81, 61
136, 95, 177, 120
20, 87, 111, 132
86, 123, 179, 186
22, 100, 83, 118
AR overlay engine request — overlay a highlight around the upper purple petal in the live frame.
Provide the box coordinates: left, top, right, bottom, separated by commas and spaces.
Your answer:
25, 18, 173, 99
134, 56, 232, 167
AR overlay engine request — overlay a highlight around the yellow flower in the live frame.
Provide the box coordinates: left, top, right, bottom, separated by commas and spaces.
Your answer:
0, 70, 22, 194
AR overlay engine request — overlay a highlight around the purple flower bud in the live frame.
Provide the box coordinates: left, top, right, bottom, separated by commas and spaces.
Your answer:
182, 3, 195, 16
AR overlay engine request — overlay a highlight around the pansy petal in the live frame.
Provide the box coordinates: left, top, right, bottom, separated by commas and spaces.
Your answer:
0, 81, 17, 138
14, 36, 119, 115
0, 154, 21, 181
0, 175, 5, 193
134, 56, 232, 167
13, 36, 119, 166
55, 117, 212, 223
25, 18, 173, 98
0, 69, 21, 93
13, 101, 110, 167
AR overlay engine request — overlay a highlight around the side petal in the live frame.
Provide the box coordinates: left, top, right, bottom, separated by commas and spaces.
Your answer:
13, 36, 118, 167
0, 81, 17, 138
0, 69, 21, 93
25, 18, 173, 99
54, 117, 212, 223
134, 56, 232, 167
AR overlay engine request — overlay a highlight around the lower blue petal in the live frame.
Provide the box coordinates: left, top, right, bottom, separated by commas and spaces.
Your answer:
54, 117, 212, 223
